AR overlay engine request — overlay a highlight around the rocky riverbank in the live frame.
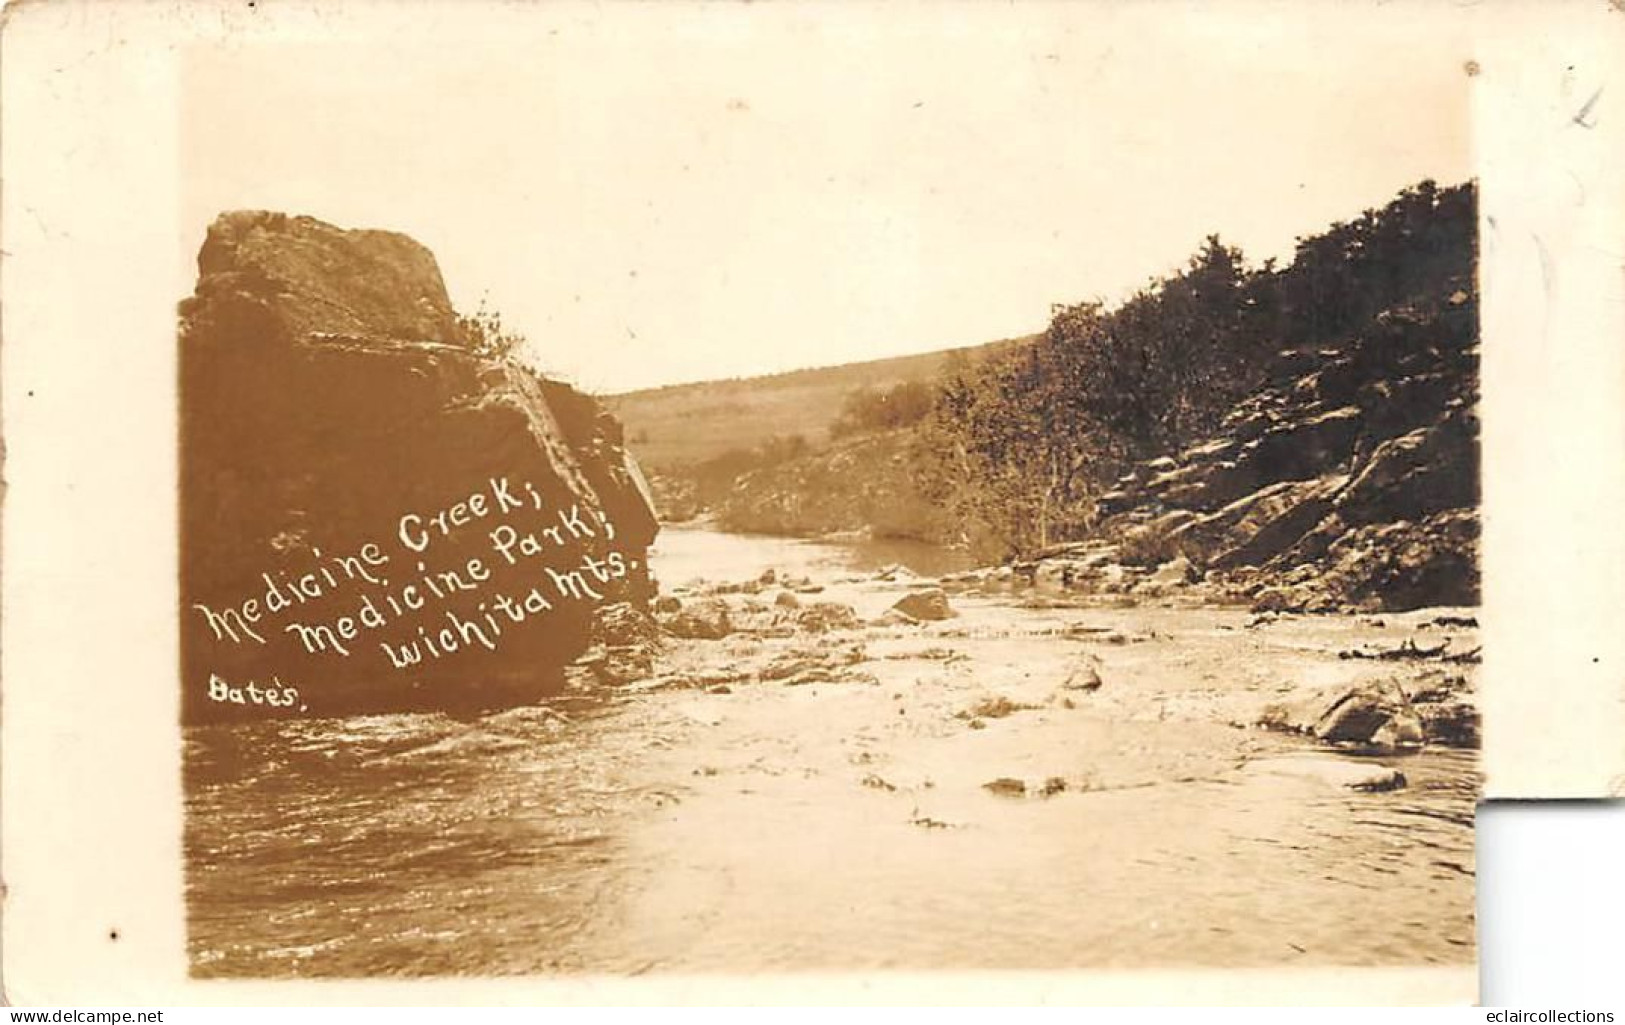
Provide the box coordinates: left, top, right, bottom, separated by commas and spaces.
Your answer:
978, 284, 1480, 616
633, 184, 1480, 618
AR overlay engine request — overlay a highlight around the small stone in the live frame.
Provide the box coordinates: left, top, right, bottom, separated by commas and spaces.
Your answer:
1061, 663, 1104, 692
890, 588, 955, 622
1352, 768, 1408, 793
983, 777, 1027, 797
959, 695, 1035, 719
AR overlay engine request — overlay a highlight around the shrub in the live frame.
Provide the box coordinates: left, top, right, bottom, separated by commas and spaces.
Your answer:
455, 298, 526, 360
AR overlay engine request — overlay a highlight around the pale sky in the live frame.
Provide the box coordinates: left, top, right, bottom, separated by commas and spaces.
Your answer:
181, 3, 1473, 394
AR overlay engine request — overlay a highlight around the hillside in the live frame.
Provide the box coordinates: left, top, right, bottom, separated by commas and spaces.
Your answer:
685, 179, 1480, 613
602, 338, 1024, 470
714, 429, 949, 541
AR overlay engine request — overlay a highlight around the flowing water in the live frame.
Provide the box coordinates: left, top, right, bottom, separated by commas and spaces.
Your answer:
185, 527, 1477, 977
648, 522, 980, 584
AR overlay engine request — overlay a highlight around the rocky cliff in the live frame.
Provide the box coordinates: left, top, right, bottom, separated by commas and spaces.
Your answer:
1010, 282, 1479, 612
180, 211, 659, 722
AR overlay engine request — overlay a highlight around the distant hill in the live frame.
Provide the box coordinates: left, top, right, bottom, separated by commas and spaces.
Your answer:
602, 338, 1027, 470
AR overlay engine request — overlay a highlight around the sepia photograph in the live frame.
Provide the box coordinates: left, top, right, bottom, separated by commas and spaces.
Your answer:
175, 3, 1481, 982
8, 0, 1625, 1008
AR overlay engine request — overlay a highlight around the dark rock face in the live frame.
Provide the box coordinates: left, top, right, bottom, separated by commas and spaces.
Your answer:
181, 211, 659, 722
1313, 509, 1480, 611
1094, 286, 1478, 612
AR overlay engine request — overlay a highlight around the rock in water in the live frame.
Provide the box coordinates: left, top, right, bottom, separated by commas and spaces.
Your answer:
592, 602, 662, 649
1147, 555, 1195, 586
180, 211, 659, 722
1060, 658, 1105, 692
796, 601, 862, 633
658, 597, 734, 640
1314, 684, 1416, 745
889, 588, 956, 622
1257, 675, 1471, 750
982, 777, 1027, 797
1416, 699, 1480, 748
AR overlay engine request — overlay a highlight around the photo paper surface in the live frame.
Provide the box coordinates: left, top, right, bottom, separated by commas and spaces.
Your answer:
4, 0, 1622, 1005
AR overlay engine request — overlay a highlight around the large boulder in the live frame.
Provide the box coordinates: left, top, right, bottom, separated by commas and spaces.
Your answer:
1314, 684, 1424, 746
180, 212, 659, 722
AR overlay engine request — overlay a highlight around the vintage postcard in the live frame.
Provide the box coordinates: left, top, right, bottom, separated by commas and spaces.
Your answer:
3, 0, 1622, 1006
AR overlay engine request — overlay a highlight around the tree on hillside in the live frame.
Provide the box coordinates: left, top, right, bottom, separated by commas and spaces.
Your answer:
1045, 234, 1263, 459
914, 179, 1477, 560
919, 232, 1263, 554
1274, 180, 1474, 347
914, 341, 1103, 555
831, 380, 936, 437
